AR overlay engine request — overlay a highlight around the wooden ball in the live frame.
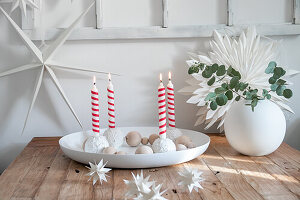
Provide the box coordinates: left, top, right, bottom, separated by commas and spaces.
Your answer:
141, 137, 149, 145
126, 131, 142, 147
149, 134, 159, 145
176, 144, 187, 151
186, 142, 195, 148
135, 146, 153, 154
116, 151, 127, 155
175, 135, 191, 146
103, 147, 117, 154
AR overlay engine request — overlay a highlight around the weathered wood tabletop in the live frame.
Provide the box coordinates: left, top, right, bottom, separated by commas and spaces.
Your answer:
0, 135, 299, 200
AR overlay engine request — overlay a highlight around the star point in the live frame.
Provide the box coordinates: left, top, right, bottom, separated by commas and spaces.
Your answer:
178, 166, 204, 193
0, 2, 114, 134
86, 159, 111, 185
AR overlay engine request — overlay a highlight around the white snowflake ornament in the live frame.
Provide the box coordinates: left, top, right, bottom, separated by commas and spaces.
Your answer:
86, 159, 111, 185
124, 170, 154, 198
135, 184, 167, 200
178, 166, 204, 193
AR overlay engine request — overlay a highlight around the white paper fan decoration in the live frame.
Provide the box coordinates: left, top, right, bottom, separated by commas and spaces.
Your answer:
0, 3, 116, 134
179, 27, 299, 131
178, 166, 204, 193
86, 159, 111, 185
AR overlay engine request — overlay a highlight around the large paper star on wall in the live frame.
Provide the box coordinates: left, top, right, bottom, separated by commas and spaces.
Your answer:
0, 2, 112, 133
0, 0, 38, 16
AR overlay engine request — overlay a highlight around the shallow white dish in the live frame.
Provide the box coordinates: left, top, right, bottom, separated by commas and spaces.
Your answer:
59, 127, 210, 168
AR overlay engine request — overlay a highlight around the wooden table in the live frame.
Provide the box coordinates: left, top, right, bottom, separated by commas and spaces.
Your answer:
0, 135, 299, 200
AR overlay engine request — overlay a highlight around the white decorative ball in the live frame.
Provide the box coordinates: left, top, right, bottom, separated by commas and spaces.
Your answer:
166, 128, 183, 141
152, 138, 176, 153
224, 100, 286, 156
84, 135, 109, 153
104, 128, 125, 149
135, 145, 153, 154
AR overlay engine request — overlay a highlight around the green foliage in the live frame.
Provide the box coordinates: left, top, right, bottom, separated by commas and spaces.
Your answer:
187, 61, 293, 111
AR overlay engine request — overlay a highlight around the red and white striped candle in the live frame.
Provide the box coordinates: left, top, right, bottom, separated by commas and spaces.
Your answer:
167, 72, 175, 128
91, 76, 100, 134
158, 73, 167, 138
107, 73, 115, 129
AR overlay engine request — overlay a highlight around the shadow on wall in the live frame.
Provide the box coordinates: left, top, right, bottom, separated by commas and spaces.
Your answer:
171, 38, 222, 134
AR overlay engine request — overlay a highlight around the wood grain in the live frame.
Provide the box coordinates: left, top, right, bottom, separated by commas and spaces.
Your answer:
1, 136, 300, 200
202, 146, 264, 200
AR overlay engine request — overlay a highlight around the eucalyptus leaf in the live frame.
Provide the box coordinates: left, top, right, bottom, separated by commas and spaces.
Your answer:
276, 79, 286, 85
216, 65, 226, 76
210, 101, 217, 110
235, 96, 241, 101
229, 76, 239, 89
283, 89, 293, 98
270, 84, 279, 91
215, 87, 226, 94
202, 70, 212, 78
239, 83, 248, 91
225, 90, 233, 100
216, 94, 228, 106
211, 64, 218, 73
276, 85, 286, 96
207, 76, 215, 86
221, 83, 228, 89
205, 92, 216, 101
265, 61, 276, 74
274, 67, 284, 76
251, 98, 258, 111
268, 77, 276, 84
262, 89, 268, 97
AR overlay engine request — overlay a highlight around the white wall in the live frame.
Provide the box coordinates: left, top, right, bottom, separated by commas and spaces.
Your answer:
0, 1, 299, 173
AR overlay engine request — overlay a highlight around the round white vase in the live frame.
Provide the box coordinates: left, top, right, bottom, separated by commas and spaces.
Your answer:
224, 100, 286, 156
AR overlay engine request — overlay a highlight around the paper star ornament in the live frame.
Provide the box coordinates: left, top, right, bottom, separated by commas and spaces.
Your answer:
178, 166, 204, 193
86, 159, 111, 185
179, 27, 299, 130
9, 0, 38, 16
0, 2, 113, 134
124, 170, 154, 198
135, 183, 167, 200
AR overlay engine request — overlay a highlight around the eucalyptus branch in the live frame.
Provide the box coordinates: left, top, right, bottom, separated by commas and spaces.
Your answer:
188, 62, 293, 111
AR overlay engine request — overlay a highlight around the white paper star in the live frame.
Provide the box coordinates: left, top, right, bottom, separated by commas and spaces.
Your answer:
178, 166, 204, 193
85, 159, 111, 185
179, 27, 299, 130
0, 3, 115, 134
135, 184, 167, 200
124, 170, 154, 198
9, 0, 38, 16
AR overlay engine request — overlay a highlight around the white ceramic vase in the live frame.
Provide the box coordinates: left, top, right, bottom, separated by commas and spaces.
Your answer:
224, 100, 286, 156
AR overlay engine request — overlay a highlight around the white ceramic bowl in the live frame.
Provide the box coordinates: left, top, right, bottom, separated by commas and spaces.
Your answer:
59, 127, 210, 168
